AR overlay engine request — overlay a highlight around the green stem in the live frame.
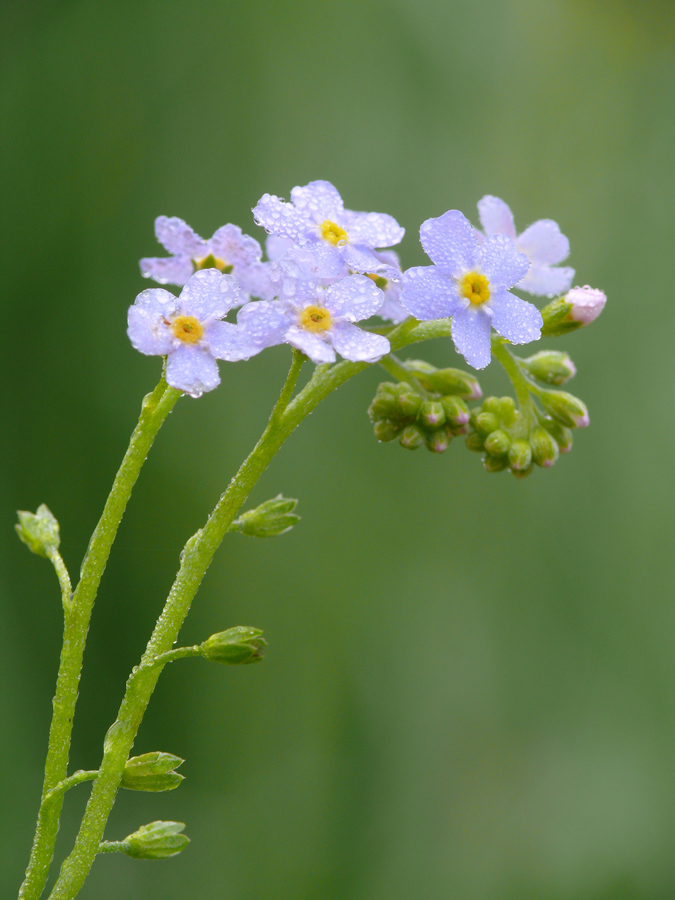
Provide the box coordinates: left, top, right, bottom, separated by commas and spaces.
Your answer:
142, 645, 203, 668
490, 338, 535, 432
97, 843, 127, 855
48, 319, 455, 900
42, 772, 99, 806
19, 375, 181, 900
45, 549, 73, 611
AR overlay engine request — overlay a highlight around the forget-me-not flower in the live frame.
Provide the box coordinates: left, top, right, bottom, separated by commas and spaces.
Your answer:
401, 210, 542, 369
128, 269, 252, 397
476, 196, 574, 297
140, 217, 263, 296
252, 181, 404, 280
237, 274, 390, 365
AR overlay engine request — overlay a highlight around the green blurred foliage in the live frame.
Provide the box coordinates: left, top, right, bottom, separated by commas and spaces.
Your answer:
2, 0, 675, 897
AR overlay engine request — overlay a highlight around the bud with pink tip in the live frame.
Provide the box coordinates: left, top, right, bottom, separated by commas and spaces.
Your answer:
566, 285, 606, 325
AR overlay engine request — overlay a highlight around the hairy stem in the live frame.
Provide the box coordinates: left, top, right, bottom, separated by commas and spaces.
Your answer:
19, 376, 181, 900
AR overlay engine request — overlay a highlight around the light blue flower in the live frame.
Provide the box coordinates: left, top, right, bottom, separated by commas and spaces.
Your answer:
401, 210, 541, 369
127, 270, 253, 397
140, 217, 263, 296
237, 274, 390, 365
252, 181, 404, 280
477, 196, 574, 296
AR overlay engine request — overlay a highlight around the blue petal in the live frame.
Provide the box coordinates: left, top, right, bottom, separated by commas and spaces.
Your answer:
451, 307, 492, 370
419, 210, 479, 273
490, 290, 542, 345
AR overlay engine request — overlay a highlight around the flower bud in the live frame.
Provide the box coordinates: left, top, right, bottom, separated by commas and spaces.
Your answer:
396, 390, 422, 419
539, 297, 578, 337
121, 752, 184, 792
399, 423, 425, 450
368, 385, 400, 420
483, 454, 509, 473
484, 429, 511, 458
522, 350, 576, 386
405, 361, 482, 399
233, 496, 299, 538
201, 626, 266, 665
465, 432, 484, 453
473, 411, 500, 437
15, 504, 60, 558
541, 416, 573, 453
566, 285, 606, 325
440, 395, 469, 427
508, 439, 532, 472
123, 821, 190, 859
539, 390, 589, 428
419, 400, 445, 429
529, 427, 559, 468
424, 428, 451, 454
373, 419, 401, 442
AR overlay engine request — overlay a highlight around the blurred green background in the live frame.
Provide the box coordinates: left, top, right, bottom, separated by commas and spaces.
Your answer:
2, 0, 674, 897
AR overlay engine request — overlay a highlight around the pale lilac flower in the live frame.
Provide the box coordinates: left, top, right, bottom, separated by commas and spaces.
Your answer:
369, 250, 408, 323
140, 217, 263, 294
401, 210, 541, 369
252, 181, 404, 280
476, 195, 574, 297
565, 285, 606, 325
127, 269, 252, 397
237, 274, 390, 365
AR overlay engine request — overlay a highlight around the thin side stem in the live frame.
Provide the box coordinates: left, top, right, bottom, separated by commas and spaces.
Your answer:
490, 338, 535, 434
378, 354, 431, 397
19, 376, 181, 900
45, 549, 73, 611
43, 772, 99, 806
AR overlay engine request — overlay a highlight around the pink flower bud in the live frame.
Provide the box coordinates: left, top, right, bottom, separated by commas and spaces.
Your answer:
565, 285, 606, 325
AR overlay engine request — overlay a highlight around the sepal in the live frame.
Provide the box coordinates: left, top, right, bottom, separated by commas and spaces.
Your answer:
15, 504, 60, 558
121, 752, 184, 792
123, 821, 190, 859
200, 626, 267, 665
232, 496, 299, 538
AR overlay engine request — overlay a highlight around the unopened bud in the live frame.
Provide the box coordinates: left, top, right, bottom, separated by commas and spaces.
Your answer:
473, 411, 499, 436
15, 504, 60, 558
419, 400, 445, 429
541, 416, 573, 453
484, 429, 511, 458
466, 432, 484, 453
440, 395, 469, 426
424, 428, 451, 454
530, 427, 559, 468
396, 390, 422, 419
373, 419, 401, 442
399, 423, 424, 450
368, 385, 399, 420
121, 752, 184, 792
483, 454, 509, 473
201, 626, 266, 665
539, 390, 589, 428
522, 351, 576, 386
124, 821, 189, 859
405, 361, 482, 399
566, 285, 606, 325
233, 496, 299, 538
508, 439, 532, 472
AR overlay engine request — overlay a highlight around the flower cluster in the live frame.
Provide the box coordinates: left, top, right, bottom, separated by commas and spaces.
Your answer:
129, 180, 603, 398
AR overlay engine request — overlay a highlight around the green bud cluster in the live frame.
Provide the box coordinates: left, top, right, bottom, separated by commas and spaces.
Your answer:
200, 626, 267, 665
368, 381, 472, 454
466, 396, 573, 478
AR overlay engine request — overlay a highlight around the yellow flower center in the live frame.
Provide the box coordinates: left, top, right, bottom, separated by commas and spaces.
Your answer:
460, 271, 491, 306
300, 305, 332, 333
194, 254, 233, 274
366, 273, 388, 290
171, 315, 204, 344
319, 220, 348, 247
